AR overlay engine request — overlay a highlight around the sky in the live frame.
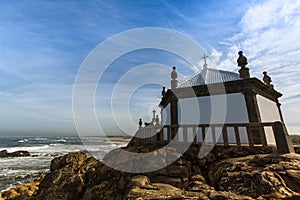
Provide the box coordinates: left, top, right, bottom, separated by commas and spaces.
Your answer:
0, 0, 300, 136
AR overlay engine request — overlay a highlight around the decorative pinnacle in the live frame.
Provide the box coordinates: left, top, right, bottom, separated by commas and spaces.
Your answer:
171, 66, 178, 89
237, 51, 248, 68
171, 66, 178, 80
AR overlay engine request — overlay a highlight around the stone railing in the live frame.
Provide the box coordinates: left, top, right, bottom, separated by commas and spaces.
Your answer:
134, 121, 294, 153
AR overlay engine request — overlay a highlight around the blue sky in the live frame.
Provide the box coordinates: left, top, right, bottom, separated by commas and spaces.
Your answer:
0, 0, 299, 136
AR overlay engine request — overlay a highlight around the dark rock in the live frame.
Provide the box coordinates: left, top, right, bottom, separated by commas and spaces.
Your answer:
0, 150, 8, 157
191, 174, 206, 182
151, 175, 182, 186
128, 175, 150, 188
0, 150, 30, 158
50, 151, 87, 171
197, 158, 207, 167
294, 146, 300, 154
36, 152, 93, 200
281, 170, 300, 193
167, 165, 190, 178
208, 154, 300, 199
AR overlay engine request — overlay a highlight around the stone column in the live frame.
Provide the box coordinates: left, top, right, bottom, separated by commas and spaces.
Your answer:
170, 99, 178, 125
170, 97, 178, 138
243, 89, 261, 123
170, 66, 179, 138
273, 121, 295, 153
276, 102, 284, 122
243, 89, 267, 146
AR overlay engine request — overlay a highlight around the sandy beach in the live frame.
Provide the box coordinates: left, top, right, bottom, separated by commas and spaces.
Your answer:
106, 136, 132, 143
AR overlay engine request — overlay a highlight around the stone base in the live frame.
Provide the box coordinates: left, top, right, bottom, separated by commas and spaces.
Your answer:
273, 122, 295, 153
239, 67, 250, 79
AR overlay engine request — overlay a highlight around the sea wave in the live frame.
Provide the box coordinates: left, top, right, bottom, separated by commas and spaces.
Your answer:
0, 145, 50, 153
18, 139, 28, 143
49, 143, 63, 146
53, 139, 66, 142
0, 136, 128, 191
33, 137, 48, 141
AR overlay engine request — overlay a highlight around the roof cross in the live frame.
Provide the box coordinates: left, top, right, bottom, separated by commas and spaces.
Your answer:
201, 54, 208, 68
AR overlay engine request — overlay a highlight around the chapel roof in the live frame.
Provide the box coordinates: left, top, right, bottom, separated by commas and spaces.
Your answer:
178, 67, 240, 88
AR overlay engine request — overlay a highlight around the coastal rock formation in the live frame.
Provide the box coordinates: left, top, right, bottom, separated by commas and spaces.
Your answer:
0, 150, 30, 158
1, 146, 300, 200
0, 176, 44, 200
208, 153, 300, 199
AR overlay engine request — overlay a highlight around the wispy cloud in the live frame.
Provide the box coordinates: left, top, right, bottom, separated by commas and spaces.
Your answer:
208, 0, 300, 133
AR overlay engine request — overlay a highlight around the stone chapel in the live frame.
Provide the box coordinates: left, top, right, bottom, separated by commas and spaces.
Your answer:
135, 51, 294, 154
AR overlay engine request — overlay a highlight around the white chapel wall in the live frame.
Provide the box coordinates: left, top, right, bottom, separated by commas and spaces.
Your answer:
257, 95, 281, 122
161, 104, 171, 125
256, 95, 280, 145
177, 93, 249, 124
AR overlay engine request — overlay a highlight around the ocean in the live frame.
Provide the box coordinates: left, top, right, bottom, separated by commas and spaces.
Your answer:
0, 136, 128, 191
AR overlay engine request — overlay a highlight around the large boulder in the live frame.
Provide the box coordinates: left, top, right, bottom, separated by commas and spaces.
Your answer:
208, 153, 300, 199
0, 150, 30, 158
36, 152, 98, 200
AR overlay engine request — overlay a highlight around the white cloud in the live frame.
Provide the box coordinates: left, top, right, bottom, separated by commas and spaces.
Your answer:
213, 0, 300, 133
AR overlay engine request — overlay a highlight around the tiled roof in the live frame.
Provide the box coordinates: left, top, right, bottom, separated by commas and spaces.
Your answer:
178, 67, 240, 88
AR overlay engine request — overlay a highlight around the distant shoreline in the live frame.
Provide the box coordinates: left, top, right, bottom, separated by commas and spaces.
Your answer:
106, 136, 132, 143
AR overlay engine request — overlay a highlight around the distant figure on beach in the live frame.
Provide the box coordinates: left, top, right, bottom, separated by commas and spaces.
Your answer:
237, 51, 248, 68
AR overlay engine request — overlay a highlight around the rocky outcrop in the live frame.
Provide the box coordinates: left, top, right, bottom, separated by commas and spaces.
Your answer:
0, 176, 44, 200
0, 150, 30, 158
1, 145, 300, 200
208, 153, 300, 199
294, 146, 300, 154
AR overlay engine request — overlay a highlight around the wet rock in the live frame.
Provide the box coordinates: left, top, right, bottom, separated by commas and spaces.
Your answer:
0, 175, 44, 200
128, 175, 150, 188
0, 150, 30, 158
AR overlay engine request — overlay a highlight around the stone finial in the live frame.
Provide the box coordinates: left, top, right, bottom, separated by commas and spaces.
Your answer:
171, 66, 178, 79
171, 66, 178, 89
161, 87, 166, 98
237, 51, 250, 79
263, 71, 273, 88
155, 115, 159, 125
138, 118, 142, 128
237, 51, 248, 68
151, 110, 156, 124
